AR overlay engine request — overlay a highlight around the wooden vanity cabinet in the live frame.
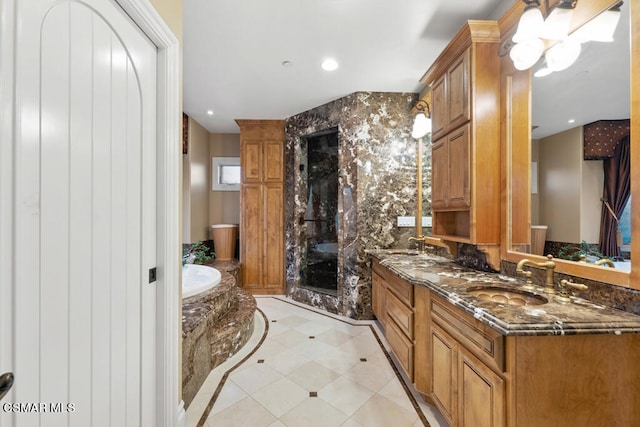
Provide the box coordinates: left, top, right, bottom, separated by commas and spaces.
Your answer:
421, 21, 501, 247
430, 294, 505, 427
238, 120, 285, 294
371, 259, 414, 380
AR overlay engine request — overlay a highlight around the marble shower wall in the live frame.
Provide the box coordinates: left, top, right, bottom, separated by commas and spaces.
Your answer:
285, 92, 423, 319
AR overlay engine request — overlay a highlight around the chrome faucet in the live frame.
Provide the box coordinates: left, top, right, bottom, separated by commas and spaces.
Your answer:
516, 254, 557, 294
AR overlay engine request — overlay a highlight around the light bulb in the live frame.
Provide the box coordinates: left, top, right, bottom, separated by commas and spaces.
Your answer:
510, 38, 544, 70
513, 4, 544, 43
540, 5, 574, 40
571, 8, 621, 43
411, 113, 431, 139
545, 39, 581, 72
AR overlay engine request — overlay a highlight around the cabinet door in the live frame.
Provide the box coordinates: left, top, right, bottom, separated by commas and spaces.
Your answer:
414, 286, 432, 398
263, 139, 284, 182
241, 184, 263, 288
263, 183, 284, 289
431, 75, 448, 141
372, 271, 386, 327
431, 324, 457, 426
459, 346, 505, 427
448, 49, 470, 130
242, 140, 262, 182
431, 137, 449, 210
386, 314, 414, 380
447, 124, 470, 208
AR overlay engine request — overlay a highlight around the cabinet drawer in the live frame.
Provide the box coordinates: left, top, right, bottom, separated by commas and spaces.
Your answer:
386, 289, 414, 339
386, 317, 414, 379
385, 271, 414, 307
431, 295, 504, 373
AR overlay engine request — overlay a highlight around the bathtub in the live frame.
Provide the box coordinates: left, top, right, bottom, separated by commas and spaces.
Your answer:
182, 264, 222, 298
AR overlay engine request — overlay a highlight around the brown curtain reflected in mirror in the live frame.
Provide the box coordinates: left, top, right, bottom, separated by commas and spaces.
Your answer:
599, 135, 631, 257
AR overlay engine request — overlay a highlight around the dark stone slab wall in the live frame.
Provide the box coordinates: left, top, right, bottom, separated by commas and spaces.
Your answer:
285, 92, 424, 319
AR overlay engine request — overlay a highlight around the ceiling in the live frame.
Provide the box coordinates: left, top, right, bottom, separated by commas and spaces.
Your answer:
183, 0, 512, 134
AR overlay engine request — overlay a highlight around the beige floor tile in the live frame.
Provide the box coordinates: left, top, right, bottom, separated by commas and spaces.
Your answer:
275, 314, 311, 328
264, 349, 312, 375
319, 376, 375, 416
279, 397, 348, 427
270, 328, 310, 348
343, 357, 396, 393
251, 377, 309, 418
315, 328, 354, 346
286, 361, 341, 391
350, 394, 419, 427
229, 363, 284, 395
211, 380, 248, 415
294, 318, 338, 336
376, 377, 416, 413
341, 418, 365, 427
207, 396, 277, 427
290, 337, 346, 360
251, 339, 290, 360
338, 334, 383, 357
313, 353, 360, 375
185, 391, 212, 427
332, 322, 372, 337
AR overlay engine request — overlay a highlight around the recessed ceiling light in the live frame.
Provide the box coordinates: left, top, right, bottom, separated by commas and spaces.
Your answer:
568, 119, 575, 124
321, 58, 338, 71
282, 60, 293, 68
206, 110, 214, 116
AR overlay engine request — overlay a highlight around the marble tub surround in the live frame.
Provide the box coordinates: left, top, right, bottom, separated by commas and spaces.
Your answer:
285, 91, 425, 320
369, 250, 640, 336
182, 261, 256, 408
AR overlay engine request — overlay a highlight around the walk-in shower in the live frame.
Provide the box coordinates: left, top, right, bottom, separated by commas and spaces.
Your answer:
302, 128, 339, 295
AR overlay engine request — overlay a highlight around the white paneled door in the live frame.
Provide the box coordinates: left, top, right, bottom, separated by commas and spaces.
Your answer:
7, 0, 159, 425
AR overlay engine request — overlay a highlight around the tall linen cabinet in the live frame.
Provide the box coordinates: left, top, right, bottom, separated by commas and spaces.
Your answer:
237, 120, 286, 294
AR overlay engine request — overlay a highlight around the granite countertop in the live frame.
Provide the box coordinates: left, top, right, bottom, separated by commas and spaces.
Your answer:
368, 249, 640, 336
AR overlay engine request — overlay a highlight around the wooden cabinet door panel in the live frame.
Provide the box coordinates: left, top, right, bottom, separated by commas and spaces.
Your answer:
414, 286, 432, 397
242, 140, 262, 182
447, 124, 470, 208
372, 271, 386, 327
386, 317, 414, 380
385, 289, 414, 339
459, 347, 505, 427
263, 183, 283, 288
431, 75, 448, 141
448, 49, 470, 130
431, 324, 457, 426
431, 138, 449, 210
263, 140, 284, 182
241, 184, 263, 288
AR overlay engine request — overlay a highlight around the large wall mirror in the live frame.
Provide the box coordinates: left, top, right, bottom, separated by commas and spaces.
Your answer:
503, 0, 638, 289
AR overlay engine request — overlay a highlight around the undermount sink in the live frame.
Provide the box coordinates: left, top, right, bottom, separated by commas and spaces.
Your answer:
466, 286, 548, 307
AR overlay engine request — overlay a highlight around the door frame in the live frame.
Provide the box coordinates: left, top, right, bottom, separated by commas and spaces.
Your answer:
0, 0, 183, 425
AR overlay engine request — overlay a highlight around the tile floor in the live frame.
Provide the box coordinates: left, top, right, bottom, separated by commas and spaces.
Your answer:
186, 296, 449, 427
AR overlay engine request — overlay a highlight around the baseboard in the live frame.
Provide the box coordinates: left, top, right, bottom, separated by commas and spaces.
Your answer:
176, 401, 186, 427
